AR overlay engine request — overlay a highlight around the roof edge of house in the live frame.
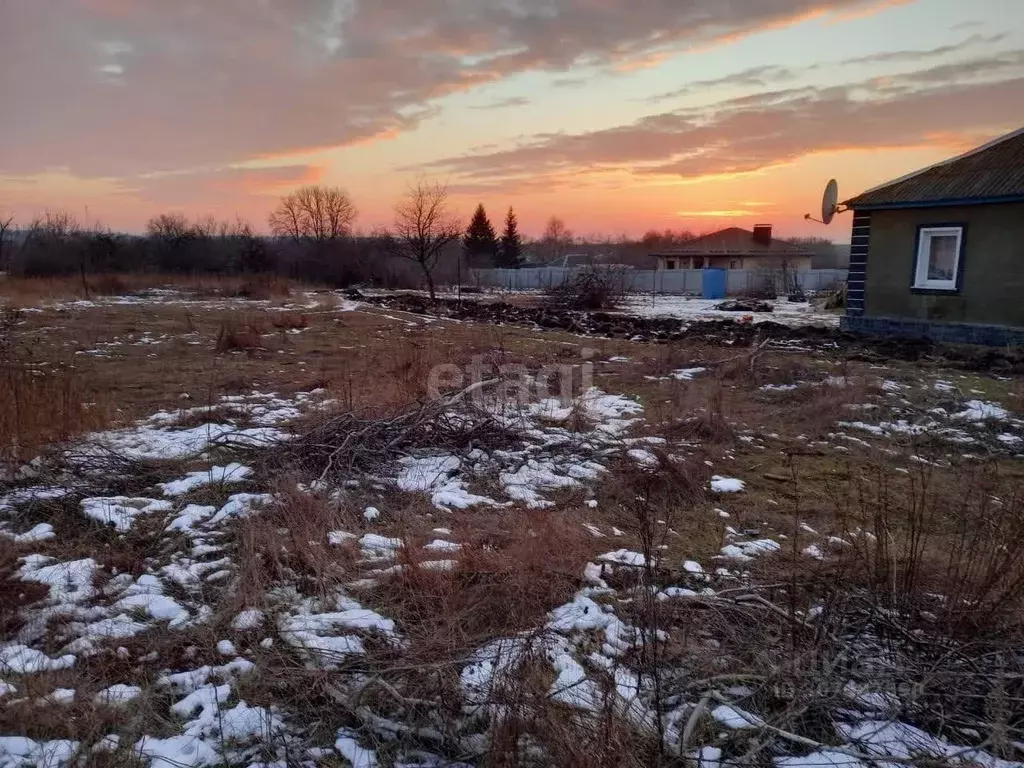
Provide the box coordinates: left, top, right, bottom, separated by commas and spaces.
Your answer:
842, 126, 1024, 207
846, 192, 1024, 211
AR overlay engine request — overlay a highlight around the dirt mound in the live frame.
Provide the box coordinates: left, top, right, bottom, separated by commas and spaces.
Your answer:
715, 299, 774, 313
361, 294, 1024, 373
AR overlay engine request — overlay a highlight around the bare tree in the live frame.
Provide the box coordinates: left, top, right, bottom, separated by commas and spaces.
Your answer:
0, 214, 13, 271
640, 228, 697, 249
543, 216, 570, 243
268, 194, 304, 241
147, 212, 191, 241
389, 180, 461, 300
541, 215, 574, 264
191, 214, 220, 239
12, 210, 84, 279
269, 185, 357, 242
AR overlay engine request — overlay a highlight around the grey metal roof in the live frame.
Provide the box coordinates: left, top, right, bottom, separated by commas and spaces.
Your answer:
844, 127, 1024, 209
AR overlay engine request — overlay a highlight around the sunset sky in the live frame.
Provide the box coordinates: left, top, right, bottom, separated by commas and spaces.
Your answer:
1, 0, 1022, 240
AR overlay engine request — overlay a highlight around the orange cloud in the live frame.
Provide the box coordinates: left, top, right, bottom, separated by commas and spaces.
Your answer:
676, 209, 763, 218
2, 0, 917, 180
415, 66, 1024, 188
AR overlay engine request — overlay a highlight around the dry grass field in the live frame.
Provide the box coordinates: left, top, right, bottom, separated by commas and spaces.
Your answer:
0, 276, 1022, 767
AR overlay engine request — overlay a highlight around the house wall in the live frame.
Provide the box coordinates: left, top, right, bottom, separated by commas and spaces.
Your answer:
861, 202, 1024, 327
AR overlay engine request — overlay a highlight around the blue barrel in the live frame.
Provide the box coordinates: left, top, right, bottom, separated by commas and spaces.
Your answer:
702, 268, 727, 299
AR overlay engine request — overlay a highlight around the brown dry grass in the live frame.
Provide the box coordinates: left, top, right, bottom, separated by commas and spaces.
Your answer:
0, 307, 111, 472
0, 273, 305, 308
0, 293, 607, 424
0, 363, 108, 469
378, 511, 594, 658
214, 318, 267, 354
234, 484, 362, 606
268, 311, 308, 330
0, 273, 315, 312
0, 537, 50, 638
0, 287, 1021, 762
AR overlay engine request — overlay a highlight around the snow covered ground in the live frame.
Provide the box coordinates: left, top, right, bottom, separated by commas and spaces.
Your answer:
0, 291, 1020, 768
617, 295, 841, 327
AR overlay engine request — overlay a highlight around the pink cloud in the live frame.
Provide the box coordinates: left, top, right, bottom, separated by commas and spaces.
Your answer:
1, 0, 906, 179
131, 165, 326, 207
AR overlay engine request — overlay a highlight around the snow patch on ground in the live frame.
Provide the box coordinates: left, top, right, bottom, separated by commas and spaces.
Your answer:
159, 463, 252, 496
79, 423, 287, 461
618, 296, 840, 328
80, 496, 173, 532
710, 476, 745, 493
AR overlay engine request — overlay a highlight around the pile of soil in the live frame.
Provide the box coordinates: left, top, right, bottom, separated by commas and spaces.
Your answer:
715, 299, 774, 313
346, 291, 1024, 374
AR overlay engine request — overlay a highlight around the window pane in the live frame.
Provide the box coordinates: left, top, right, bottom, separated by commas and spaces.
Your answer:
927, 234, 958, 281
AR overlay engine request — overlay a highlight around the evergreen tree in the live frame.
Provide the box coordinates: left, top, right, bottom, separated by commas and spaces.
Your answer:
499, 206, 523, 268
462, 204, 499, 267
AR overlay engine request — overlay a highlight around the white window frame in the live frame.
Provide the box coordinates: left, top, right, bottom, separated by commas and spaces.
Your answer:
913, 226, 963, 291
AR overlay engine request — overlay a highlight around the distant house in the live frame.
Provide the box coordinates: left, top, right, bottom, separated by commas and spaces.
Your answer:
842, 127, 1024, 346
651, 226, 812, 271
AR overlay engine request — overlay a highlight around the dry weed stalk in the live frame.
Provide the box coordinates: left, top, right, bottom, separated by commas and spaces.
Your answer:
826, 453, 1024, 632
269, 311, 308, 330
0, 309, 108, 473
214, 319, 265, 354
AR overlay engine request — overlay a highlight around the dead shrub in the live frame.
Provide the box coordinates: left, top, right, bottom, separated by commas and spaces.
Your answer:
233, 275, 292, 300
783, 378, 877, 438
235, 486, 361, 604
544, 266, 630, 310
716, 338, 771, 384
269, 311, 308, 330
372, 512, 592, 661
87, 274, 131, 296
827, 457, 1024, 633
678, 378, 734, 444
214, 319, 265, 353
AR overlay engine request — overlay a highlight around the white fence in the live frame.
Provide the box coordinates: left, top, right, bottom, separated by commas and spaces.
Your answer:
469, 268, 848, 295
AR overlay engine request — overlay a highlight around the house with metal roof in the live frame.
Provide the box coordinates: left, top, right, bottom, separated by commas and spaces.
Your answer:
841, 127, 1024, 346
651, 225, 812, 271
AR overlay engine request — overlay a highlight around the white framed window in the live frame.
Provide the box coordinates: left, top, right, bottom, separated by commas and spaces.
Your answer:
665, 259, 676, 270
914, 226, 963, 291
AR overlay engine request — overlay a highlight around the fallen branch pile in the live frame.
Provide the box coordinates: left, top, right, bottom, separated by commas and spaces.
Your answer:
256, 379, 522, 486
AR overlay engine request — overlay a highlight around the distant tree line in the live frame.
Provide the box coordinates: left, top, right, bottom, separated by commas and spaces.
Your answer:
0, 185, 530, 295
0, 184, 454, 292
0, 189, 837, 293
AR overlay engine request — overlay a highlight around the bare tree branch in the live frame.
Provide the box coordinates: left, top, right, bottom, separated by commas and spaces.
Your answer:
0, 214, 14, 272
268, 185, 358, 242
387, 179, 461, 300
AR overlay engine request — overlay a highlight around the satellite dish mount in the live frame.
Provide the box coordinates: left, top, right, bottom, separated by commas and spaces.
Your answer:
804, 178, 845, 224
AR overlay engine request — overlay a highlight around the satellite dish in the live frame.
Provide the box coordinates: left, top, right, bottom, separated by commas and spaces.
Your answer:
821, 179, 839, 225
